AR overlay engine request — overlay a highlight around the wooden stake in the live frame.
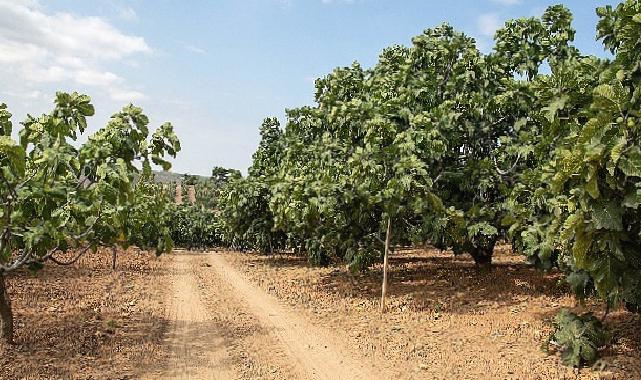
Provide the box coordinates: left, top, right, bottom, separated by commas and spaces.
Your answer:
111, 246, 117, 271
380, 217, 392, 314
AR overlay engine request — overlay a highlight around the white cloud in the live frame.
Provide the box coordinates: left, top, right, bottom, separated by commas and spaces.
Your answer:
477, 13, 501, 37
109, 89, 145, 102
0, 1, 150, 102
0, 39, 46, 63
27, 65, 69, 83
117, 6, 137, 21
490, 0, 521, 5
185, 44, 207, 55
75, 70, 121, 87
2, 89, 46, 100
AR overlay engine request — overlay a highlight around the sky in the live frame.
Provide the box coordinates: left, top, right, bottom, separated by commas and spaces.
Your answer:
0, 0, 620, 176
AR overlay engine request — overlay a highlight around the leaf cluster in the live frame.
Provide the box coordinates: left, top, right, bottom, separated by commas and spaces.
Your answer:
0, 93, 180, 272
545, 309, 608, 367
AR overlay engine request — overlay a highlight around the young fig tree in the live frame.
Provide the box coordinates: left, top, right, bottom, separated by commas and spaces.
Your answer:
0, 93, 179, 343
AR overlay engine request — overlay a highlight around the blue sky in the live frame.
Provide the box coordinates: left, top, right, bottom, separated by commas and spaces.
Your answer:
0, 0, 619, 175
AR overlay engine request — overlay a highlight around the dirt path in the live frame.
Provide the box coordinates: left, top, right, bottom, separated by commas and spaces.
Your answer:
144, 253, 235, 379
209, 253, 385, 380
147, 252, 387, 380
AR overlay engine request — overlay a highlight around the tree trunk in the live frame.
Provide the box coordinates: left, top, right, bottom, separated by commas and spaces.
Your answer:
380, 217, 392, 314
469, 241, 495, 269
0, 272, 14, 344
111, 247, 117, 271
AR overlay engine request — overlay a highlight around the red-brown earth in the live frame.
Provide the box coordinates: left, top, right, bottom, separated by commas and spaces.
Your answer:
1, 247, 639, 379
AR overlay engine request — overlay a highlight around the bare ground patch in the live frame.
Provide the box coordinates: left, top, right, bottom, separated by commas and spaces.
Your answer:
221, 248, 641, 380
0, 248, 171, 380
3, 247, 638, 379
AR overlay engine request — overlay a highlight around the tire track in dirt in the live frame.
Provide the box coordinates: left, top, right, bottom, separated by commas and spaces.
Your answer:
145, 252, 387, 379
143, 253, 235, 379
209, 252, 387, 380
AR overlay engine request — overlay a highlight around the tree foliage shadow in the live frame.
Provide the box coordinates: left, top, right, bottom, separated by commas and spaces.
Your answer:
0, 307, 169, 379
242, 248, 570, 314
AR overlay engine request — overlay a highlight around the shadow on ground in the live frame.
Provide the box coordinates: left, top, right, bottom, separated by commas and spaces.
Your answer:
239, 248, 568, 314
0, 249, 170, 380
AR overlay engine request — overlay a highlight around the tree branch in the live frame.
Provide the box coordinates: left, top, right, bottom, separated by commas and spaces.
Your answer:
493, 152, 522, 176
48, 246, 91, 266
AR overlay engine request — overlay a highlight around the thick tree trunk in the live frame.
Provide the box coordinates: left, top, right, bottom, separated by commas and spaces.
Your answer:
469, 241, 496, 268
380, 217, 392, 314
0, 272, 14, 344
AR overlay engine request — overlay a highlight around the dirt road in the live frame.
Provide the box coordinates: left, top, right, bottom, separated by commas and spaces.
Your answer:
143, 253, 235, 379
146, 251, 388, 379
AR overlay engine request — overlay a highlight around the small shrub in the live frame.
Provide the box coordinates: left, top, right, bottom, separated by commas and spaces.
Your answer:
545, 309, 608, 367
